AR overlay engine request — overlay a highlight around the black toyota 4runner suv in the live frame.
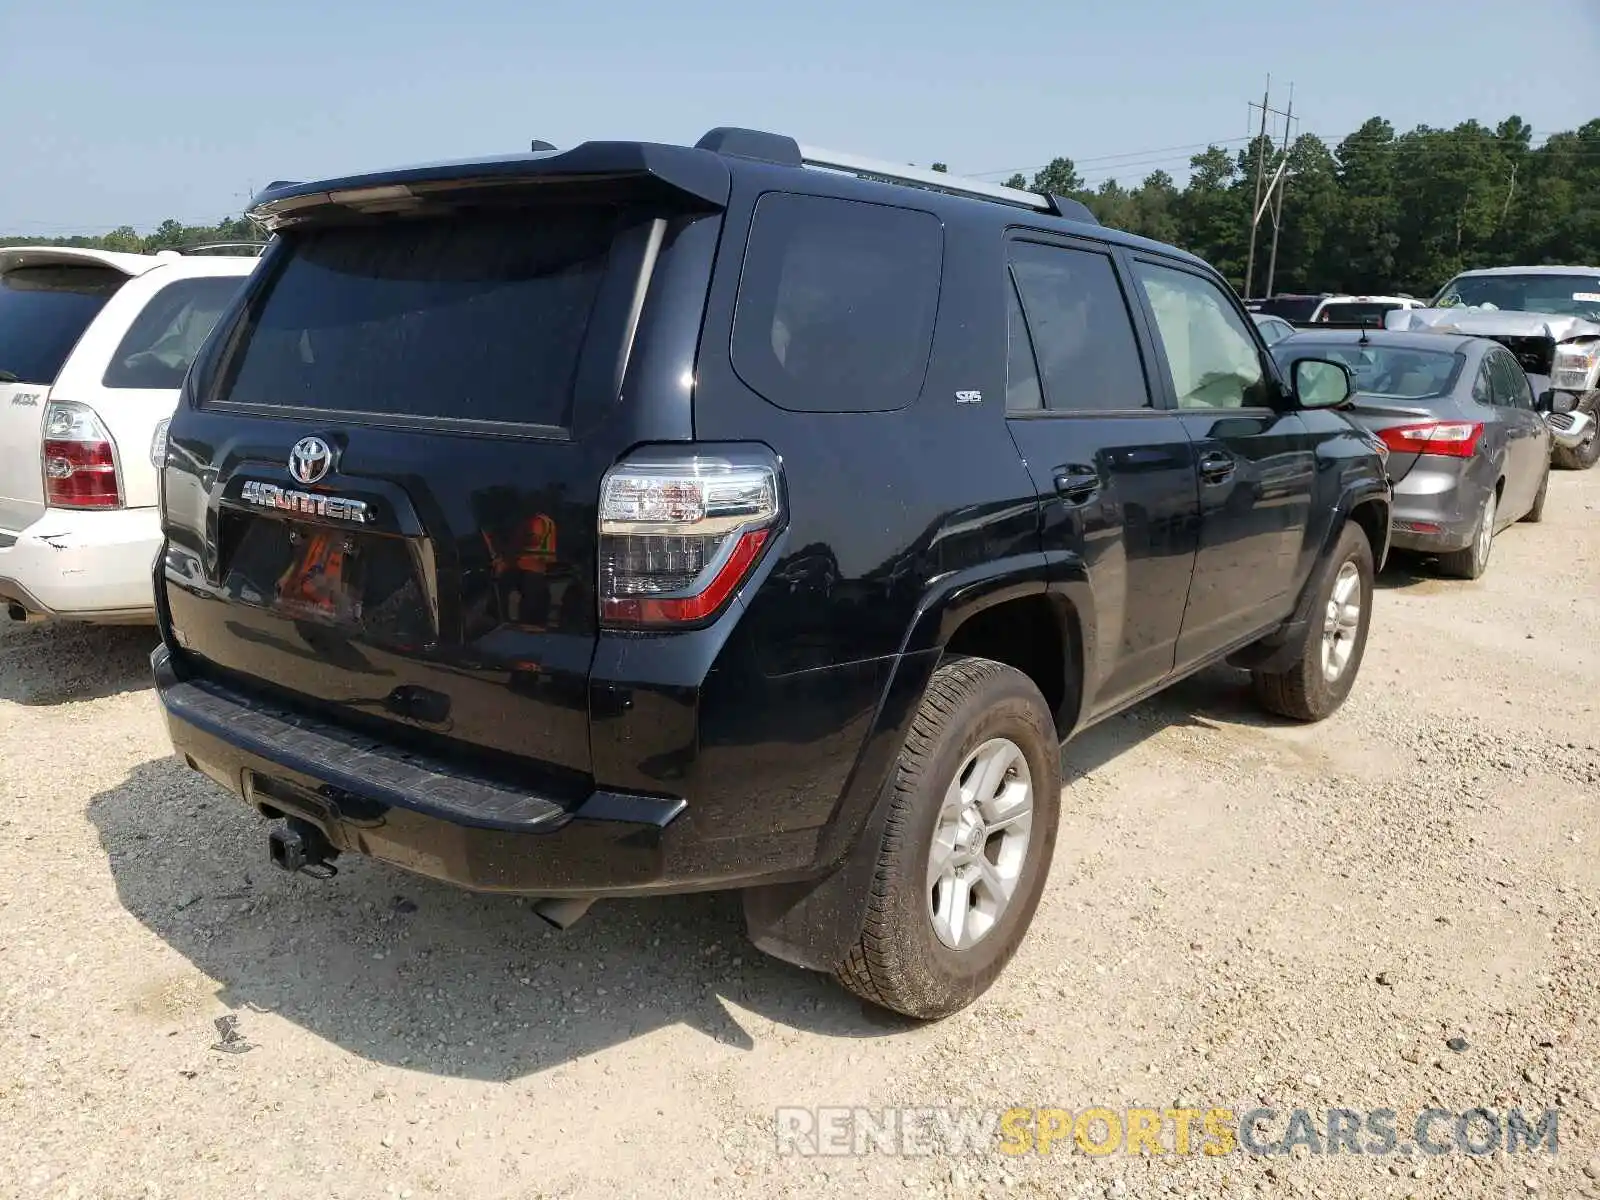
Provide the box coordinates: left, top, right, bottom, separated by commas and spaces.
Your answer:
151, 128, 1390, 1020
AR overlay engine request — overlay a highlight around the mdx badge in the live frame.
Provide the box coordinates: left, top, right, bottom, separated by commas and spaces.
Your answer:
240, 481, 373, 524
288, 436, 333, 484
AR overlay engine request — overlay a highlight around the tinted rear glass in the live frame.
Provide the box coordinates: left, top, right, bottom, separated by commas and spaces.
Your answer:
732, 193, 942, 413
214, 210, 618, 427
1272, 342, 1463, 400
1009, 242, 1149, 411
1253, 296, 1321, 322
0, 264, 125, 385
1315, 302, 1398, 325
104, 275, 245, 390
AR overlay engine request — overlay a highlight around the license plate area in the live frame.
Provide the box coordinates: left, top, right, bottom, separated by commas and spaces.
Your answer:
219, 513, 435, 643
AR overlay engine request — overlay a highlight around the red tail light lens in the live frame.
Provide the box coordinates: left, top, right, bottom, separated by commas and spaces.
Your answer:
598, 450, 782, 628
1378, 421, 1484, 459
43, 401, 122, 509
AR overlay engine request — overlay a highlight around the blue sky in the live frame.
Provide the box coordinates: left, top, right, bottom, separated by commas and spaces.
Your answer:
3, 0, 1596, 234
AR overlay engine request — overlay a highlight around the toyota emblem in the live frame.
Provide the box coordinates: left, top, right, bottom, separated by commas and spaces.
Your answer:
288, 436, 333, 485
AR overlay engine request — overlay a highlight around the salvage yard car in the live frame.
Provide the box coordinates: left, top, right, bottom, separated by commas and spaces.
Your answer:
0, 246, 257, 623
1247, 293, 1423, 326
149, 128, 1390, 1020
1389, 265, 1600, 470
1272, 328, 1551, 580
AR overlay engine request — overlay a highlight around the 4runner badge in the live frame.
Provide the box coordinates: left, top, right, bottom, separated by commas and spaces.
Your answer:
288, 436, 334, 484
240, 480, 373, 524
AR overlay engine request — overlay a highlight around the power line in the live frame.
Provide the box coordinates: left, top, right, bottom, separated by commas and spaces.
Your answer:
969, 136, 1253, 179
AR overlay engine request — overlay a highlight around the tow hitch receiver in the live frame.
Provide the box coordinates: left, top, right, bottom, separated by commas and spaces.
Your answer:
268, 819, 340, 878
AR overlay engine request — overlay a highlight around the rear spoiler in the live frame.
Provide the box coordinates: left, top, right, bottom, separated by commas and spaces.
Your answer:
0, 245, 160, 277
248, 142, 734, 230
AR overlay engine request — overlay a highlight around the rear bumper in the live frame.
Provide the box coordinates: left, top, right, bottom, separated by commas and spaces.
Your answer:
1387, 463, 1482, 553
152, 645, 822, 897
0, 507, 161, 622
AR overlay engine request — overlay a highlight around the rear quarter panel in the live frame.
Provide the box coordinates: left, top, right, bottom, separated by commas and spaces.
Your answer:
1295, 409, 1391, 573
669, 173, 1042, 863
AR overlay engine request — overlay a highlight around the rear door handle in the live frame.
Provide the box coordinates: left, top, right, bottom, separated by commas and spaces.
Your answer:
1052, 466, 1099, 504
1199, 451, 1236, 485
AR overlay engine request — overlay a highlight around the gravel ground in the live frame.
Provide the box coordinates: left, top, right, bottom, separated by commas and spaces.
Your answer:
2, 468, 1598, 1200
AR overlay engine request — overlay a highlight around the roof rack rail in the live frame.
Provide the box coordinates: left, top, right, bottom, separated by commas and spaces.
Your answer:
795, 144, 1098, 224
800, 145, 1045, 210
178, 241, 270, 257
688, 128, 1100, 224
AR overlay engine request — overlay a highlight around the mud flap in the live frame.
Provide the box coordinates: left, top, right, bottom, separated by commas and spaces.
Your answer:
1224, 615, 1309, 675
741, 789, 892, 972
740, 648, 943, 972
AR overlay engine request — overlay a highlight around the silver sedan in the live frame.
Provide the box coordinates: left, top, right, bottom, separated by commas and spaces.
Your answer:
1272, 329, 1552, 580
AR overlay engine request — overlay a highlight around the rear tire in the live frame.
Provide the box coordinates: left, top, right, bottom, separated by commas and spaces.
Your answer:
1520, 462, 1549, 523
833, 656, 1061, 1021
1438, 488, 1497, 580
1551, 390, 1600, 471
1251, 522, 1373, 722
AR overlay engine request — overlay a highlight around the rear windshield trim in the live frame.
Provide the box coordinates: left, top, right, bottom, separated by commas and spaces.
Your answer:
202, 399, 572, 442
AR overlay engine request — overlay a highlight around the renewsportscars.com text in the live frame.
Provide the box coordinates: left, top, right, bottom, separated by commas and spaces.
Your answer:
774, 1106, 1559, 1159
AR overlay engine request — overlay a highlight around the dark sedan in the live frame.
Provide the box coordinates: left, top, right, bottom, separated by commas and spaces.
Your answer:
1272, 329, 1552, 579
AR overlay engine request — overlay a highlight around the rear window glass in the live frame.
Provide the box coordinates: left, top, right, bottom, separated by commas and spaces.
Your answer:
1253, 296, 1321, 322
1315, 302, 1399, 325
732, 193, 942, 413
213, 210, 618, 427
1272, 342, 1463, 400
0, 264, 125, 385
104, 275, 245, 390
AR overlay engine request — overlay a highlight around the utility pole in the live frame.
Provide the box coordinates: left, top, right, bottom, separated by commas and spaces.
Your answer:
1244, 77, 1271, 302
1244, 80, 1295, 299
1500, 161, 1518, 224
1264, 85, 1296, 301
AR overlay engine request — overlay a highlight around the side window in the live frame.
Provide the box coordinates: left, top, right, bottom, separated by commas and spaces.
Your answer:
103, 275, 246, 390
1133, 262, 1271, 409
1008, 241, 1149, 411
731, 193, 943, 413
1491, 353, 1532, 409
1005, 274, 1043, 412
1509, 359, 1534, 409
1471, 362, 1494, 406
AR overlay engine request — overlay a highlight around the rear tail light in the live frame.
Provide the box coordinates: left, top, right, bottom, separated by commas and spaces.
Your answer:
1378, 421, 1484, 459
150, 418, 170, 468
42, 401, 122, 510
598, 449, 782, 627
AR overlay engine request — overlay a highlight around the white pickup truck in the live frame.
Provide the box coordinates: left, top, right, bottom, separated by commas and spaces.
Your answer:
0, 246, 258, 623
1388, 265, 1600, 470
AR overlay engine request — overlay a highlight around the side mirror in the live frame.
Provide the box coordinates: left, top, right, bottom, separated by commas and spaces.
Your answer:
1290, 357, 1354, 409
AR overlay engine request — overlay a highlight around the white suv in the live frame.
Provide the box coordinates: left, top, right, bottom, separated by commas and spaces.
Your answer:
0, 246, 258, 623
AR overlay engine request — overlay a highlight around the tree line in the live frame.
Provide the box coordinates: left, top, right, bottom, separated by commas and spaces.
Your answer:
5, 114, 1597, 299
978, 114, 1599, 298
0, 216, 262, 256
